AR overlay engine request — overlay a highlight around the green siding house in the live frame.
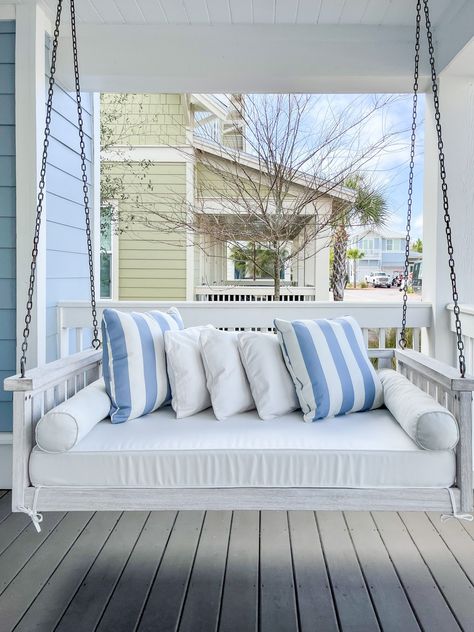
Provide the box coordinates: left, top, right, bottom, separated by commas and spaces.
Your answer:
100, 94, 352, 301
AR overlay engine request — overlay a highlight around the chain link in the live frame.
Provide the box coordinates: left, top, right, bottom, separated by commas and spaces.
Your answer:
423, 0, 465, 377
19, 0, 100, 378
70, 0, 100, 350
400, 0, 465, 378
399, 0, 421, 352
20, 0, 63, 378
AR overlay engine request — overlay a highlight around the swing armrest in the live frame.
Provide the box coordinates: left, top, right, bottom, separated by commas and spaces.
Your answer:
396, 349, 473, 513
4, 349, 103, 513
395, 349, 474, 392
4, 349, 102, 393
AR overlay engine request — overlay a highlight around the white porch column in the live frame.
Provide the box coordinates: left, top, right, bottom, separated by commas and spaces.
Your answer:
294, 230, 330, 300
314, 236, 330, 301
422, 73, 474, 366
15, 4, 49, 370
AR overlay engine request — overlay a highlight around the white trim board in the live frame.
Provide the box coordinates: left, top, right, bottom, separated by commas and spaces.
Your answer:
15, 3, 48, 369
0, 6, 15, 19
101, 146, 193, 163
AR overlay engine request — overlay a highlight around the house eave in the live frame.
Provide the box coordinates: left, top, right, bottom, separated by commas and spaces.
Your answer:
193, 137, 356, 205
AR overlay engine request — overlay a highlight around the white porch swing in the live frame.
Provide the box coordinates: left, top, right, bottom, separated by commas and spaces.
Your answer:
4, 0, 473, 529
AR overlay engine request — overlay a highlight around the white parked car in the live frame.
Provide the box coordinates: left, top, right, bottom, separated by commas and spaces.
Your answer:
364, 271, 391, 288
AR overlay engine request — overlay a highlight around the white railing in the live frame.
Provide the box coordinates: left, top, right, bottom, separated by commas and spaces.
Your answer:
58, 300, 432, 358
195, 285, 317, 302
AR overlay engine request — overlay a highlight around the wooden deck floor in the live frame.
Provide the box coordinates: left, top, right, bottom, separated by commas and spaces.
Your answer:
0, 490, 473, 632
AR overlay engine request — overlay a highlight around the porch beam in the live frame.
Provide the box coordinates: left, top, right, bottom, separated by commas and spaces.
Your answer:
55, 24, 433, 94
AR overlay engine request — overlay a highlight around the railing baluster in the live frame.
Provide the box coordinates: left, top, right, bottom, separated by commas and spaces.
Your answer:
379, 328, 386, 349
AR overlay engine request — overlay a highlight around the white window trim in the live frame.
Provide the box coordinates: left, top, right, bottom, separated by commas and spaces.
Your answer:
100, 200, 119, 301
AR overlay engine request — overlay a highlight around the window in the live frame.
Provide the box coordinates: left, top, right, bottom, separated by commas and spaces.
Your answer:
100, 204, 115, 299
228, 241, 288, 281
385, 239, 393, 251
362, 238, 374, 252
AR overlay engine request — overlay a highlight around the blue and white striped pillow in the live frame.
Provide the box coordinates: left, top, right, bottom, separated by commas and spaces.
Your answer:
102, 307, 184, 423
274, 316, 383, 422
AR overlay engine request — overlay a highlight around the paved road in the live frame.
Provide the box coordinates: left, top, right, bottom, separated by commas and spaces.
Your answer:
342, 287, 422, 301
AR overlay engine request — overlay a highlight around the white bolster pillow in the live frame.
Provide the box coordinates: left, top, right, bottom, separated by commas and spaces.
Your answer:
378, 369, 459, 450
35, 379, 111, 453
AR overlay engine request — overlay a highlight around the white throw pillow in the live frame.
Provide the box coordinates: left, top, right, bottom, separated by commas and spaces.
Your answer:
165, 326, 213, 418
238, 332, 299, 420
200, 328, 255, 420
35, 379, 111, 453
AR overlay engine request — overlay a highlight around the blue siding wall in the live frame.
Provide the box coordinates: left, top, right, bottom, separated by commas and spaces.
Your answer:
0, 21, 15, 432
45, 43, 94, 361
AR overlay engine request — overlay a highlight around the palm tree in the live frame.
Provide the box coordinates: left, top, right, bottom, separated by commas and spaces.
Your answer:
412, 237, 423, 253
332, 175, 388, 301
346, 248, 365, 288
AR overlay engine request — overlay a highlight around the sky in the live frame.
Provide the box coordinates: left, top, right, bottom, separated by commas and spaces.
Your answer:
242, 93, 425, 240
311, 94, 425, 240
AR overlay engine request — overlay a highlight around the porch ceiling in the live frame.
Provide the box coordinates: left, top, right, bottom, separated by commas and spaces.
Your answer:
41, 0, 459, 27
23, 0, 474, 92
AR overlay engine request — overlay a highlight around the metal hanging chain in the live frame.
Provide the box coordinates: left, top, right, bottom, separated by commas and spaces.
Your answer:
70, 0, 100, 351
399, 0, 421, 351
19, 0, 64, 378
423, 0, 465, 377
400, 0, 465, 378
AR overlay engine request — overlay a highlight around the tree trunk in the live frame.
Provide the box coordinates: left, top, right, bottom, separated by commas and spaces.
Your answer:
353, 261, 357, 288
332, 225, 348, 301
273, 249, 281, 301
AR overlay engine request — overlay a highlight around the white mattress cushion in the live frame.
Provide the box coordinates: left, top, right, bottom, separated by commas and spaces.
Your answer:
200, 329, 255, 420
165, 325, 213, 418
379, 369, 459, 450
238, 331, 299, 420
30, 407, 455, 489
35, 379, 111, 453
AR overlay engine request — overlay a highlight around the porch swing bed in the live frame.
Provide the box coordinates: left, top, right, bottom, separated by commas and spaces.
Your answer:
4, 0, 474, 524
5, 344, 473, 520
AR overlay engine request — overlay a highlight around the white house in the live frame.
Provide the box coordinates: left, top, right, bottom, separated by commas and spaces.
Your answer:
347, 228, 408, 282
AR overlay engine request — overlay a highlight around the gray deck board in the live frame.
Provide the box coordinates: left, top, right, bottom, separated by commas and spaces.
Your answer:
259, 511, 299, 632
0, 492, 471, 632
344, 512, 420, 632
400, 512, 474, 631
13, 511, 121, 632
0, 511, 66, 594
373, 512, 462, 632
317, 511, 380, 632
427, 512, 474, 585
56, 511, 149, 632
459, 514, 474, 539
0, 511, 30, 556
288, 511, 339, 632
179, 511, 232, 632
96, 511, 177, 632
137, 510, 205, 632
0, 491, 14, 522
219, 511, 259, 632
0, 512, 93, 631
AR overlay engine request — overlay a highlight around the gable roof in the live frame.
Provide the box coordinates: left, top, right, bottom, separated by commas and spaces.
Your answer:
350, 227, 406, 240
193, 136, 356, 205
190, 94, 229, 120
